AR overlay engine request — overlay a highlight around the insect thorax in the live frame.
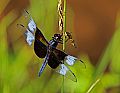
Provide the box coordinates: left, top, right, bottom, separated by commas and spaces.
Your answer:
49, 39, 58, 48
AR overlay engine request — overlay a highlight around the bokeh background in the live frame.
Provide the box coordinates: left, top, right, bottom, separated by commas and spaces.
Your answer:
0, 0, 120, 93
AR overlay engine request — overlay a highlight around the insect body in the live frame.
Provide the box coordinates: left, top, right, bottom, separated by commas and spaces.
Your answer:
18, 11, 85, 82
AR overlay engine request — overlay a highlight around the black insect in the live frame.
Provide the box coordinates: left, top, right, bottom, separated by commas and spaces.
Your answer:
18, 11, 85, 82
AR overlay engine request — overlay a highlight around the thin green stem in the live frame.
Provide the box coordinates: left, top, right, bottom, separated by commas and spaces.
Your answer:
61, 75, 64, 93
61, 0, 66, 93
62, 0, 66, 51
86, 79, 100, 93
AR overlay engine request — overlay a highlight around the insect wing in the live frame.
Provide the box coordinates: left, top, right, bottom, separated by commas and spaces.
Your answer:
24, 10, 36, 33
25, 18, 36, 46
17, 23, 35, 46
35, 27, 49, 46
64, 55, 86, 69
52, 48, 67, 61
55, 64, 77, 82
53, 49, 86, 68
25, 29, 35, 46
28, 17, 36, 32
17, 12, 36, 46
45, 49, 77, 82
34, 39, 47, 58
26, 11, 49, 46
25, 11, 49, 58
18, 10, 49, 46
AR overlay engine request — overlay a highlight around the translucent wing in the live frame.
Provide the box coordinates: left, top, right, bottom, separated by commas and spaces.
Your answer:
25, 29, 35, 46
24, 10, 49, 45
53, 48, 86, 68
28, 17, 36, 32
45, 48, 77, 82
17, 24, 35, 46
25, 11, 49, 58
18, 10, 49, 46
24, 10, 36, 33
24, 11, 36, 45
17, 10, 49, 58
64, 55, 86, 68
55, 64, 77, 82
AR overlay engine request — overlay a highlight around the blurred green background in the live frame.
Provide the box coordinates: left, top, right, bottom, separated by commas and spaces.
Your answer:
0, 0, 120, 93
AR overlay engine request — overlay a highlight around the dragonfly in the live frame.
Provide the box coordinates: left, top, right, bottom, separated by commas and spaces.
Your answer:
17, 10, 86, 82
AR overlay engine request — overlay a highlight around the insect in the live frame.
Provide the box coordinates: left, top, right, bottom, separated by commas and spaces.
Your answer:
17, 11, 86, 82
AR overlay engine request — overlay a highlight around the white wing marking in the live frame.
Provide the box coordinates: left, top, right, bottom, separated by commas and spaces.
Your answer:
56, 64, 77, 82
65, 55, 77, 66
57, 64, 69, 75
25, 29, 35, 46
28, 18, 36, 32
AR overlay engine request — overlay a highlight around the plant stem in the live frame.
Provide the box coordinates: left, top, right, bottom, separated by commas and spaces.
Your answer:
61, 0, 66, 93
86, 79, 100, 93
63, 0, 66, 51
